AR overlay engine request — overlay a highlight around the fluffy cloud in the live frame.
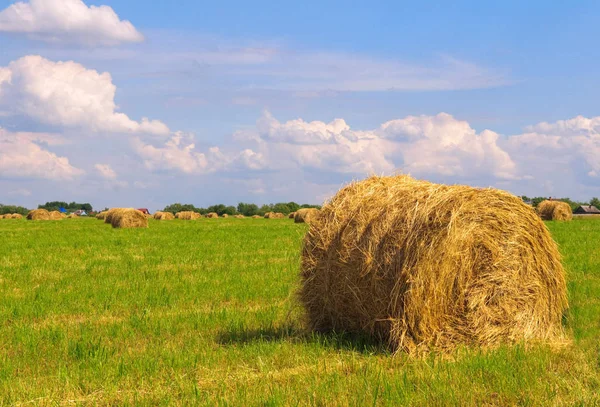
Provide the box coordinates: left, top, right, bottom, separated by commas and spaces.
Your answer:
507, 115, 600, 178
237, 111, 516, 179
0, 128, 83, 180
0, 56, 169, 136
95, 163, 117, 180
380, 113, 518, 179
132, 132, 266, 174
0, 0, 143, 46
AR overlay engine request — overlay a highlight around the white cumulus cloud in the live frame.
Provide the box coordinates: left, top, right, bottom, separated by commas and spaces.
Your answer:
0, 0, 143, 46
0, 55, 169, 136
0, 128, 83, 180
94, 163, 117, 180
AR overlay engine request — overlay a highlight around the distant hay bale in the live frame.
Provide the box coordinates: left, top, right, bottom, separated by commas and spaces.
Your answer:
96, 211, 108, 220
9, 214, 23, 219
264, 212, 285, 219
48, 211, 66, 220
221, 214, 229, 218
289, 212, 296, 219
294, 208, 320, 224
176, 211, 201, 220
205, 212, 219, 219
110, 208, 148, 229
251, 215, 262, 219
27, 209, 51, 220
299, 175, 568, 354
66, 213, 79, 219
233, 214, 245, 219
537, 200, 573, 221
0, 214, 5, 219
154, 211, 175, 220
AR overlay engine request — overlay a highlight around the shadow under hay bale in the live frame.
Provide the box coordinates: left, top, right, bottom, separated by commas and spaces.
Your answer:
537, 200, 573, 221
110, 208, 148, 229
294, 208, 320, 224
299, 175, 568, 355
27, 209, 51, 220
154, 211, 175, 220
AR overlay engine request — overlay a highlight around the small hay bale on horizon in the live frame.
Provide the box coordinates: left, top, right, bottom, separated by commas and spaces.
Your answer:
110, 208, 148, 229
9, 214, 23, 219
205, 212, 219, 219
299, 175, 568, 355
264, 212, 285, 219
537, 200, 573, 221
176, 211, 201, 220
251, 215, 262, 219
66, 213, 78, 219
294, 208, 320, 224
154, 211, 175, 220
27, 209, 51, 221
233, 214, 245, 219
221, 214, 229, 218
49, 211, 66, 220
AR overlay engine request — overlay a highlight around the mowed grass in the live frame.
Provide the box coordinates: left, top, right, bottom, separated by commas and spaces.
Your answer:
0, 217, 599, 406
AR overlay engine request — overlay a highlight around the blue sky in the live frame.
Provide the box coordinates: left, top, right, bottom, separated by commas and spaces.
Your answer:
1, 0, 600, 210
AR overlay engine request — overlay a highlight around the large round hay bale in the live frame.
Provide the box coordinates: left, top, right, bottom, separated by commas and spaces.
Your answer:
537, 200, 573, 221
110, 208, 148, 229
294, 208, 320, 224
9, 214, 23, 219
154, 211, 175, 220
27, 209, 51, 220
264, 212, 285, 219
205, 212, 219, 219
176, 211, 201, 220
299, 175, 568, 354
96, 211, 108, 220
66, 213, 79, 219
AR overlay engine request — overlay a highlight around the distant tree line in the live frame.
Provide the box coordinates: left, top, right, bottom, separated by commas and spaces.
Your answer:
0, 204, 30, 216
521, 196, 600, 211
38, 201, 93, 212
162, 202, 321, 216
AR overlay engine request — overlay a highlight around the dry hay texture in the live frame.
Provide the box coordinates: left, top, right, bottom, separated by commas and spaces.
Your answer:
49, 211, 66, 220
104, 208, 126, 224
109, 208, 148, 229
26, 209, 51, 221
289, 212, 296, 219
264, 212, 285, 219
154, 211, 175, 220
233, 214, 245, 219
96, 211, 108, 220
294, 208, 320, 224
221, 214, 229, 218
176, 211, 201, 220
7, 214, 23, 219
299, 175, 568, 354
205, 212, 219, 219
537, 200, 573, 221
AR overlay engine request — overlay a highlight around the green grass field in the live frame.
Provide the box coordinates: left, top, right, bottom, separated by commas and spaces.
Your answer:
0, 217, 599, 406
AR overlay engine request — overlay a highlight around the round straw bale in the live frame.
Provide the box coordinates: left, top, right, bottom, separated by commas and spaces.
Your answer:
154, 211, 175, 220
264, 212, 285, 219
96, 211, 108, 220
205, 212, 219, 219
104, 208, 126, 224
221, 214, 229, 218
251, 215, 262, 219
27, 209, 51, 220
110, 208, 148, 229
9, 214, 23, 219
294, 208, 320, 224
537, 200, 573, 221
289, 212, 296, 219
299, 175, 568, 354
48, 211, 65, 220
66, 213, 79, 219
233, 214, 245, 219
176, 211, 201, 220
0, 214, 5, 219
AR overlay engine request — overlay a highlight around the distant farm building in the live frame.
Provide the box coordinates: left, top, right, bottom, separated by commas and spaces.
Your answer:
574, 205, 600, 215
137, 208, 150, 215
